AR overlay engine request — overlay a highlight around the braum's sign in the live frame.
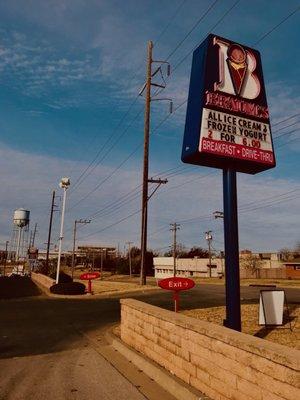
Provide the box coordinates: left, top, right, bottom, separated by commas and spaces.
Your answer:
182, 34, 276, 174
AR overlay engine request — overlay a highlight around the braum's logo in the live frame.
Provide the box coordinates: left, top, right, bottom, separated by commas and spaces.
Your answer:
227, 44, 247, 96
214, 37, 261, 100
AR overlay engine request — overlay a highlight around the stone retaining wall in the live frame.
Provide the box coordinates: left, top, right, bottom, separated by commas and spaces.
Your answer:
31, 272, 54, 290
120, 299, 300, 400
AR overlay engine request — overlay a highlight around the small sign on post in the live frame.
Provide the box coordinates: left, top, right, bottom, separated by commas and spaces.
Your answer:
259, 290, 290, 327
158, 277, 195, 312
80, 272, 100, 294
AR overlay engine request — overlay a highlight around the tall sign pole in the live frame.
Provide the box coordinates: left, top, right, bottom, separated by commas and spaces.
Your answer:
182, 34, 276, 332
140, 40, 153, 286
223, 169, 241, 330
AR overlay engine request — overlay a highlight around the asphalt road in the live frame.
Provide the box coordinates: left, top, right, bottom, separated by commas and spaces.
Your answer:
0, 284, 299, 399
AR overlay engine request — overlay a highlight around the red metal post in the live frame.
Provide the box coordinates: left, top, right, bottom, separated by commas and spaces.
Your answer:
173, 291, 179, 312
88, 279, 92, 294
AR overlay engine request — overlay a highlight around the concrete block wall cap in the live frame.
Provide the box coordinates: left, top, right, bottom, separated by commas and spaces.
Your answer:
121, 299, 300, 371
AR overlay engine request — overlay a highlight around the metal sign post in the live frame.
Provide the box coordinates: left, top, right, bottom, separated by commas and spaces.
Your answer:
182, 34, 276, 332
223, 169, 241, 331
158, 277, 195, 313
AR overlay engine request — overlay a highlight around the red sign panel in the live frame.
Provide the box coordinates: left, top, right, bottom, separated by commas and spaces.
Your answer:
182, 34, 276, 174
80, 272, 100, 280
158, 277, 195, 291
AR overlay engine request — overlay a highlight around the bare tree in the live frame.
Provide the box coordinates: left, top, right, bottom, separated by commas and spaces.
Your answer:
279, 248, 293, 261
240, 254, 263, 278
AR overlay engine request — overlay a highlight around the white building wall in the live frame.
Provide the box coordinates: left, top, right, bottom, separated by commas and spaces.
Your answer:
154, 257, 224, 279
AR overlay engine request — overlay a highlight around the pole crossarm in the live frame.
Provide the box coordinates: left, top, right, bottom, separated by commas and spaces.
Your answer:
76, 219, 91, 224
213, 210, 224, 219
147, 178, 168, 201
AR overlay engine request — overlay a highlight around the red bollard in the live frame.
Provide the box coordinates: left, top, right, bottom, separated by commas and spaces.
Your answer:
173, 291, 179, 312
87, 279, 92, 294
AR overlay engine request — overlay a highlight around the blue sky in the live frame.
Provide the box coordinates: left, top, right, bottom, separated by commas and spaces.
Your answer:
0, 0, 299, 254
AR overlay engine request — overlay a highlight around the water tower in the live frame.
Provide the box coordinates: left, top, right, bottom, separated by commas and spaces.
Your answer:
10, 208, 30, 261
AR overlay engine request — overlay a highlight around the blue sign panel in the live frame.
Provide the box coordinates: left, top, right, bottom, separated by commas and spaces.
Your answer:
182, 34, 275, 174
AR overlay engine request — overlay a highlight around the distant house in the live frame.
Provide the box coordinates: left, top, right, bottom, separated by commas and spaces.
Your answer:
154, 257, 223, 279
77, 245, 117, 260
283, 261, 300, 279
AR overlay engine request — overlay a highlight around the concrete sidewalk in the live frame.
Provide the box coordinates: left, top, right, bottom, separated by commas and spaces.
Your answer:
0, 346, 147, 400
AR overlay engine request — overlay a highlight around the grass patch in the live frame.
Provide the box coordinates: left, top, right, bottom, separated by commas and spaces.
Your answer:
182, 304, 300, 350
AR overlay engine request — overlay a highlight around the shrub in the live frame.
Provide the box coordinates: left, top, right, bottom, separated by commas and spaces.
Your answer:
49, 271, 73, 283
50, 282, 86, 295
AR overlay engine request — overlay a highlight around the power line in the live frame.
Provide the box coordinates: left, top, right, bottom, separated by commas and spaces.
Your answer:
272, 113, 300, 127
68, 0, 200, 196
77, 185, 300, 242
154, 0, 188, 45
64, 0, 240, 209
70, 104, 143, 194
67, 4, 300, 241
68, 141, 143, 211
77, 208, 142, 241
172, 0, 241, 73
253, 5, 300, 45
166, 0, 219, 60
67, 97, 189, 212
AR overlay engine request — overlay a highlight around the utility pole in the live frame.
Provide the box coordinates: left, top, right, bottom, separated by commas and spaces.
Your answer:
205, 231, 212, 278
4, 240, 9, 276
71, 219, 91, 279
140, 41, 171, 286
223, 169, 241, 331
213, 211, 224, 277
29, 231, 33, 248
100, 249, 106, 279
170, 223, 180, 277
140, 40, 153, 286
46, 190, 56, 274
126, 241, 133, 278
32, 223, 38, 247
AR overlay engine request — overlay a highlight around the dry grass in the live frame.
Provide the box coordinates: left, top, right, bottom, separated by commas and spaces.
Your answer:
182, 304, 300, 350
75, 278, 158, 295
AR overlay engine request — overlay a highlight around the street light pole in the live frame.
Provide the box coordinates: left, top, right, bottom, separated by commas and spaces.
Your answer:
205, 231, 212, 278
46, 190, 57, 275
56, 177, 70, 284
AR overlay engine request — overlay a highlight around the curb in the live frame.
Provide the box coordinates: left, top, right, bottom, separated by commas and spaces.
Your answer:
110, 330, 210, 400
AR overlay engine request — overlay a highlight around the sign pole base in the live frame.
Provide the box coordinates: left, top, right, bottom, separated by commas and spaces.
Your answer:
88, 279, 92, 294
173, 291, 179, 312
223, 168, 241, 331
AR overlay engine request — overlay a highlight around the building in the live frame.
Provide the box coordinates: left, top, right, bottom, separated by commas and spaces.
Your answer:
154, 257, 223, 279
77, 245, 117, 260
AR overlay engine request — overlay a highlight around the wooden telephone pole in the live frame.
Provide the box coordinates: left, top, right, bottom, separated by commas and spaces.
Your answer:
140, 41, 170, 285
140, 41, 153, 286
170, 223, 180, 277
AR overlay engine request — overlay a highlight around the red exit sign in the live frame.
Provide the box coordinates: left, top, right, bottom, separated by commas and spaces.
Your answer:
80, 272, 100, 280
158, 277, 195, 291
